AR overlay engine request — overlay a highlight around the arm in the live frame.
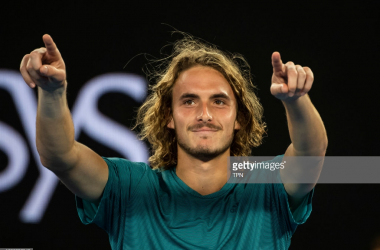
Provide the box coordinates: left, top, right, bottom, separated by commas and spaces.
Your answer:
281, 94, 327, 212
20, 35, 108, 205
270, 52, 328, 212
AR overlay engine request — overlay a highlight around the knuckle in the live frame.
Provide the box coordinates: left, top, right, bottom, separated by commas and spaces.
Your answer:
26, 62, 34, 71
296, 65, 305, 70
20, 54, 29, 69
31, 49, 44, 56
29, 51, 38, 58
306, 74, 314, 80
25, 60, 31, 69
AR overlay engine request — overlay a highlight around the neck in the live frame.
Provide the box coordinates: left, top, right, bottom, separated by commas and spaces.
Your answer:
175, 147, 231, 196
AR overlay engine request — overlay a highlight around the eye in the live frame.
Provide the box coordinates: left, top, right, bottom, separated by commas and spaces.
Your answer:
184, 100, 195, 105
215, 99, 225, 105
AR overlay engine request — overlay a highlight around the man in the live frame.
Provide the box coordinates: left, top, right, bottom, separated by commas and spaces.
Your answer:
20, 34, 327, 249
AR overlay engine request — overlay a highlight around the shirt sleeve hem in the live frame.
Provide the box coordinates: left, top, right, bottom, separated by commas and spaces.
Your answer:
280, 183, 315, 225
75, 157, 114, 228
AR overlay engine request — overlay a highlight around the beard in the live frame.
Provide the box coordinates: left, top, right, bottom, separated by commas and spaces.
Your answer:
176, 129, 235, 162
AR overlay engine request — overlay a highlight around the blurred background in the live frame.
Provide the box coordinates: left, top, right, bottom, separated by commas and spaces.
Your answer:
0, 1, 379, 249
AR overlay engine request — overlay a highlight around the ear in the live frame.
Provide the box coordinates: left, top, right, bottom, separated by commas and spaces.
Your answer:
167, 116, 175, 129
167, 108, 175, 129
234, 119, 241, 130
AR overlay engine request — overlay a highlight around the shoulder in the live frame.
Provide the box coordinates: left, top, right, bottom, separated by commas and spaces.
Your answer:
102, 157, 151, 171
269, 154, 285, 163
101, 157, 157, 181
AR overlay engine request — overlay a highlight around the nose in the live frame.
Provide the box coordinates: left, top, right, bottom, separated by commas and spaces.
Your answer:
197, 103, 212, 122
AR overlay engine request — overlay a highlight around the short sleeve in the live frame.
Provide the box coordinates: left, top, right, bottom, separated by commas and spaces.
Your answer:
271, 154, 314, 232
75, 157, 149, 233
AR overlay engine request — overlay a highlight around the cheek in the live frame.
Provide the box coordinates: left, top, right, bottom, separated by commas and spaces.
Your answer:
174, 107, 196, 122
220, 109, 236, 122
171, 110, 190, 129
225, 111, 239, 131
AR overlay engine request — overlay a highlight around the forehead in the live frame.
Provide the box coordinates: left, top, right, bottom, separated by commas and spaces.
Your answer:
172, 66, 234, 98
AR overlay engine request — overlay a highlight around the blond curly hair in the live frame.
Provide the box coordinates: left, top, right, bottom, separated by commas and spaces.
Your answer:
134, 34, 267, 170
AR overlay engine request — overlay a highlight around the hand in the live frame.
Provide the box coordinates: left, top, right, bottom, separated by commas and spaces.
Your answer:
270, 52, 314, 102
20, 34, 66, 92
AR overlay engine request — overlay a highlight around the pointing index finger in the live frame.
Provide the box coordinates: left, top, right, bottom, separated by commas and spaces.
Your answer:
42, 34, 60, 57
272, 51, 284, 74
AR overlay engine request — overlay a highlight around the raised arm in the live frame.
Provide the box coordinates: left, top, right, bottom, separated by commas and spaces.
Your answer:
20, 34, 108, 205
270, 52, 328, 212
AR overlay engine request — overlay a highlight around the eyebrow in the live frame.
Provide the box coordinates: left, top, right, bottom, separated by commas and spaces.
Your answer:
179, 92, 231, 101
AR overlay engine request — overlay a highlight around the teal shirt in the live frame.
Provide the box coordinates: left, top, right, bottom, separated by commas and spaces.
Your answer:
76, 155, 314, 250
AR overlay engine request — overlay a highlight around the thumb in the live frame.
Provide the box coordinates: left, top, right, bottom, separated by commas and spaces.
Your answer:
270, 83, 288, 96
40, 65, 65, 82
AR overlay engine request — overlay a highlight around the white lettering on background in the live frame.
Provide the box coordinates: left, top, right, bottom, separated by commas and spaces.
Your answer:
0, 70, 149, 223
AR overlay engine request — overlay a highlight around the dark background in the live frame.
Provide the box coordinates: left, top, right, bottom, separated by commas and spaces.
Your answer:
0, 1, 379, 249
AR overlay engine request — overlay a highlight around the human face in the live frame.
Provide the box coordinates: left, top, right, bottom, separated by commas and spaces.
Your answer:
167, 66, 241, 161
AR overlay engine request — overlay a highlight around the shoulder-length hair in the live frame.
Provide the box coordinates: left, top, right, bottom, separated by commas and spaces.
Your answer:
134, 34, 267, 170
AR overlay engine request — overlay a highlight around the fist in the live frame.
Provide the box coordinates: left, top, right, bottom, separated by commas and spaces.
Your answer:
270, 52, 314, 101
20, 34, 66, 92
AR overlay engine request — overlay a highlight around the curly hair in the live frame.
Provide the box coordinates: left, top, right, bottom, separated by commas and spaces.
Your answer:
134, 34, 267, 170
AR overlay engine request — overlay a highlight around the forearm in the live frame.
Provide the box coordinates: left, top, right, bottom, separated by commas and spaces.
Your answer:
282, 94, 328, 154
36, 83, 77, 170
